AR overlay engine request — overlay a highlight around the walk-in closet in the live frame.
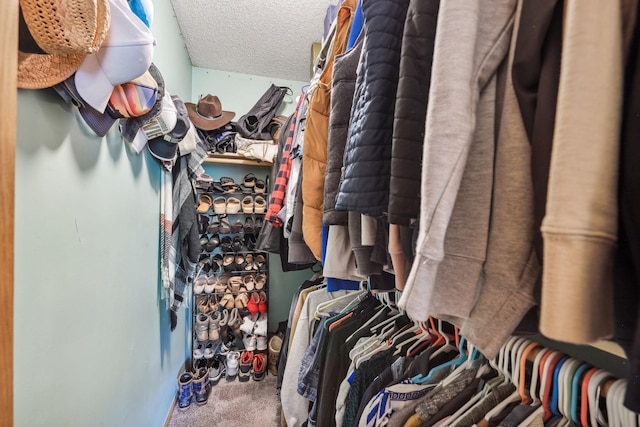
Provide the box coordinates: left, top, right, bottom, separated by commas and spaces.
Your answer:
6, 0, 640, 426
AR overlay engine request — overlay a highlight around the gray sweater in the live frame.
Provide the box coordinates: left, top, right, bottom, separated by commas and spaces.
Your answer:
399, 0, 517, 338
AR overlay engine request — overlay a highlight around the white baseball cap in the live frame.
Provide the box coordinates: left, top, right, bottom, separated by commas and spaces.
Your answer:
75, 0, 155, 113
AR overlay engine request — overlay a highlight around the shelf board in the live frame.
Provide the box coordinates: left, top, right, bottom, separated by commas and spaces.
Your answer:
203, 153, 273, 167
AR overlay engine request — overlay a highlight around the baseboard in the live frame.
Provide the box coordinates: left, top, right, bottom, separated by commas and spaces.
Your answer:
163, 396, 177, 427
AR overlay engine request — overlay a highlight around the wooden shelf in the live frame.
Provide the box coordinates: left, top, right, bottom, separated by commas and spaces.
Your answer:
203, 153, 273, 167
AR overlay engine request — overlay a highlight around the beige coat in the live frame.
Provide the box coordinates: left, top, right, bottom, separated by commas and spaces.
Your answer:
539, 0, 623, 343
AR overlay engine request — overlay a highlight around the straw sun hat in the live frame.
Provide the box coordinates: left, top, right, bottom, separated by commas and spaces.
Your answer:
18, 0, 111, 89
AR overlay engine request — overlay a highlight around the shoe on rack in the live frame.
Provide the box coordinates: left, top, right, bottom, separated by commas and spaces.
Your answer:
196, 313, 210, 342
204, 275, 217, 294
267, 334, 282, 376
235, 292, 249, 310
247, 292, 260, 317
193, 341, 205, 359
242, 195, 254, 214
242, 333, 257, 351
243, 173, 257, 188
232, 236, 245, 252
209, 355, 226, 386
258, 291, 268, 315
243, 273, 255, 291
177, 371, 194, 410
226, 197, 241, 214
196, 295, 210, 314
198, 215, 210, 234
209, 310, 221, 342
254, 195, 266, 214
219, 293, 235, 310
228, 308, 243, 341
226, 351, 241, 381
213, 196, 227, 215
254, 313, 268, 337
239, 351, 253, 382
240, 313, 258, 335
254, 179, 266, 194
252, 353, 267, 381
206, 235, 220, 252
192, 367, 211, 405
256, 335, 268, 351
204, 341, 216, 359
244, 217, 255, 234
245, 233, 257, 251
197, 194, 214, 214
194, 274, 207, 295
228, 275, 243, 292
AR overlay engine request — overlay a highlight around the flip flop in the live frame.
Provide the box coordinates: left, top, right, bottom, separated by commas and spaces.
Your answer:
196, 194, 213, 213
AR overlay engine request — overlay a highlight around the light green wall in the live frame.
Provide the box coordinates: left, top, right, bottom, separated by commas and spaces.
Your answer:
14, 1, 192, 426
191, 68, 315, 330
191, 67, 307, 117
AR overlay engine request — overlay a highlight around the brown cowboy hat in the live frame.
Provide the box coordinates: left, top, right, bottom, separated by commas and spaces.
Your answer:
185, 95, 236, 131
18, 0, 111, 89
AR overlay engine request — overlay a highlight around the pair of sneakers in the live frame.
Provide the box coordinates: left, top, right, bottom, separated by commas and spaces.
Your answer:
242, 333, 267, 351
237, 351, 266, 382
195, 311, 221, 342
208, 354, 226, 386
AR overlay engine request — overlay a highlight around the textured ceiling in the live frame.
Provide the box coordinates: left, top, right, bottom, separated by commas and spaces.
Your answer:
170, 0, 333, 82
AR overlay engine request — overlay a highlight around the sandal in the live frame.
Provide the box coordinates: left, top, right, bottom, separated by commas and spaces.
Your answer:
244, 217, 255, 234
242, 195, 254, 214
222, 254, 235, 271
245, 234, 257, 251
243, 273, 255, 291
255, 254, 266, 270
255, 272, 267, 290
234, 254, 246, 271
254, 179, 266, 194
197, 194, 214, 213
197, 295, 210, 314
235, 292, 249, 310
244, 254, 255, 271
205, 235, 220, 252
231, 220, 244, 234
209, 294, 221, 312
253, 195, 266, 214
199, 235, 209, 251
243, 173, 256, 188
211, 253, 223, 273
198, 215, 209, 234
226, 197, 241, 214
220, 236, 233, 252
220, 176, 237, 188
204, 275, 218, 294
228, 275, 243, 292
207, 218, 220, 234
232, 236, 244, 252
219, 293, 235, 310
219, 216, 231, 234
254, 217, 264, 231
213, 196, 227, 214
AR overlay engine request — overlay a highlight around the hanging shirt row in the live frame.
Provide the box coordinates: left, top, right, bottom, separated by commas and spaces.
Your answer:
257, 0, 640, 417
278, 285, 636, 427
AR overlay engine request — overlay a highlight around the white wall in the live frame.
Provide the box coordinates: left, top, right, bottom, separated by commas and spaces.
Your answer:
13, 0, 193, 426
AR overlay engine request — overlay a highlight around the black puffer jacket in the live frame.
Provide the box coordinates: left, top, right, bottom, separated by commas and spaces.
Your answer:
335, 0, 410, 217
388, 0, 440, 225
323, 35, 364, 226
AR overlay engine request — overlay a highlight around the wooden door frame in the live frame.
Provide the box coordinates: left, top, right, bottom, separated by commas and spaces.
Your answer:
1, 0, 17, 426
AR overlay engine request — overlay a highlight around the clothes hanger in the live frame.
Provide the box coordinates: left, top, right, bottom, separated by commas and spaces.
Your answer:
557, 358, 580, 422
427, 318, 457, 361
518, 342, 544, 404
402, 321, 435, 357
540, 351, 565, 422
569, 362, 590, 424
314, 289, 366, 320
606, 379, 625, 427
529, 347, 552, 405
579, 367, 599, 427
413, 335, 469, 384
588, 369, 615, 427
482, 338, 533, 423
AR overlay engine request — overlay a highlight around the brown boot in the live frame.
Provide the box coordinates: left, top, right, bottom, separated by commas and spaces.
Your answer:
267, 334, 282, 376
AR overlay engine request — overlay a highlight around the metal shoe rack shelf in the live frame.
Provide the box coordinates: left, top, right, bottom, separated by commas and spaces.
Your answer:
192, 172, 270, 363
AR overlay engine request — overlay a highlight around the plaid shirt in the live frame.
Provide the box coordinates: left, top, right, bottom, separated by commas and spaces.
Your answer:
265, 94, 305, 226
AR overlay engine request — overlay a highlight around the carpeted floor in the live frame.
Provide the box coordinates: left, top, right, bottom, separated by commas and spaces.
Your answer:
166, 372, 281, 427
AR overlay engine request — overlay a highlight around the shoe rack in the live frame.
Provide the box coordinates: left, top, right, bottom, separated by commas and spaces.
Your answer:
192, 171, 271, 366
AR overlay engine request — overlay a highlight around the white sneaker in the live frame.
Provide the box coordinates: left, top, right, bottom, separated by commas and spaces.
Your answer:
243, 334, 257, 351
256, 336, 267, 351
254, 313, 268, 337
226, 351, 241, 380
196, 313, 210, 342
240, 313, 257, 335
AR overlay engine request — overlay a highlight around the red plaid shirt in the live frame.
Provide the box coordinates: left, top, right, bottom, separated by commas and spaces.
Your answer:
265, 95, 304, 226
